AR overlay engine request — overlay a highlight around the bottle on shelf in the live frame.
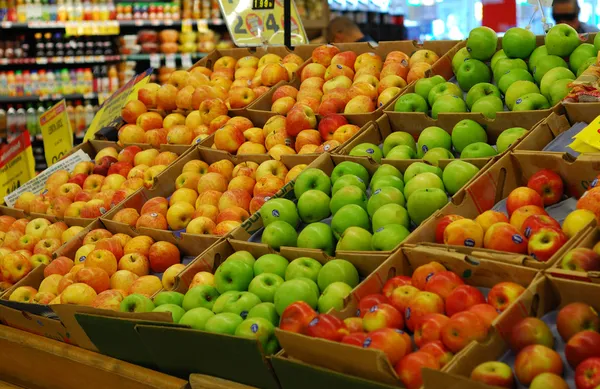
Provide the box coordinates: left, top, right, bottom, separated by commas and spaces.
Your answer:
74, 99, 85, 136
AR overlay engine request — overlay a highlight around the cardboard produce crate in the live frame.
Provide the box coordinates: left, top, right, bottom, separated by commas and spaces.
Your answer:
248, 40, 459, 128
430, 274, 600, 389
384, 36, 571, 127
134, 237, 380, 389
274, 245, 539, 387
405, 152, 600, 269
547, 226, 600, 283
336, 113, 542, 166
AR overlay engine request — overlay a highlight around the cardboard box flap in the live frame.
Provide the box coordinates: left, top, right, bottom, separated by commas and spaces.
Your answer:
422, 367, 498, 389
136, 325, 280, 389
189, 374, 260, 389
274, 328, 398, 385
0, 303, 73, 344
271, 354, 400, 389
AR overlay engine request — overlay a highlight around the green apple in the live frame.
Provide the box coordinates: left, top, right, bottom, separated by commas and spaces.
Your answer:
460, 142, 497, 158
503, 27, 536, 59
372, 164, 403, 182
394, 93, 428, 113
297, 222, 335, 255
370, 175, 404, 193
331, 161, 369, 185
215, 257, 254, 293
183, 285, 220, 311
431, 95, 467, 119
496, 127, 528, 153
529, 45, 548, 72
350, 143, 383, 163
294, 168, 331, 198
332, 174, 367, 195
274, 279, 318, 314
505, 81, 540, 110
578, 57, 597, 77
452, 47, 471, 73
225, 251, 255, 268
297, 277, 319, 297
492, 58, 528, 82
153, 291, 184, 307
457, 59, 491, 91
247, 302, 279, 326
490, 49, 507, 69
248, 273, 284, 302
497, 69, 535, 95
298, 190, 331, 223
427, 82, 462, 107
120, 293, 155, 313
318, 282, 353, 313
372, 203, 410, 231
417, 126, 452, 157
331, 204, 370, 239
261, 221, 298, 250
451, 119, 488, 152
261, 198, 299, 228
466, 83, 501, 109
330, 185, 368, 214
178, 307, 215, 330
386, 145, 416, 160
153, 304, 186, 323
549, 78, 574, 105
533, 55, 568, 84
569, 43, 597, 73
423, 147, 454, 166
415, 75, 445, 101
471, 95, 504, 119
336, 227, 373, 251
540, 67, 575, 99
285, 257, 322, 282
371, 224, 411, 251
443, 160, 481, 195
236, 317, 279, 355
403, 172, 445, 201
212, 291, 261, 318
404, 162, 443, 183
254, 254, 289, 278
383, 131, 417, 156
512, 93, 550, 111
595, 32, 600, 51
466, 26, 498, 61
545, 23, 581, 57
407, 187, 449, 225
204, 312, 243, 335
317, 259, 359, 291
367, 186, 405, 216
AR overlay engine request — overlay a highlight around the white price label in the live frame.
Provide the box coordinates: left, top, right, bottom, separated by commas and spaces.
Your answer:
150, 54, 161, 68
181, 54, 193, 68
165, 54, 176, 68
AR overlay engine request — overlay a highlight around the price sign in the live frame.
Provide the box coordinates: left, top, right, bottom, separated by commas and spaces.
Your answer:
0, 133, 36, 205
39, 100, 73, 167
569, 115, 600, 153
218, 0, 307, 46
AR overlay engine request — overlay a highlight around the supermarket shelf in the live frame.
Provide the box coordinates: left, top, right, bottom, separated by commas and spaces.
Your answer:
124, 52, 208, 61
0, 18, 225, 30
302, 18, 328, 30
0, 93, 101, 103
0, 55, 122, 66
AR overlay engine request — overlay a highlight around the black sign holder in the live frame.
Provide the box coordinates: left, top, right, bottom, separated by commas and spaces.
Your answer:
284, 0, 291, 49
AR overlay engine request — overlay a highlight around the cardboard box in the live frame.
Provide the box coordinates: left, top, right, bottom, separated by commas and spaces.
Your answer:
547, 226, 600, 283
405, 152, 600, 269
336, 113, 542, 166
248, 40, 459, 128
432, 274, 600, 389
275, 245, 539, 386
384, 36, 568, 128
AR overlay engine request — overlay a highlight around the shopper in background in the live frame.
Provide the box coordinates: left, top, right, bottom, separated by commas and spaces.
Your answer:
326, 16, 375, 43
552, 0, 599, 33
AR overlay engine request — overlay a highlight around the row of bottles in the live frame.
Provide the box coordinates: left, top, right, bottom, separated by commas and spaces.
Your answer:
0, 66, 119, 97
0, 33, 116, 59
116, 2, 181, 20
0, 100, 99, 143
0, 0, 117, 22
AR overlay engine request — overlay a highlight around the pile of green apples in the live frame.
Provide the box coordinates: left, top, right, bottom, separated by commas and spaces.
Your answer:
349, 121, 528, 162
394, 23, 596, 118
256, 160, 479, 253
120, 250, 360, 355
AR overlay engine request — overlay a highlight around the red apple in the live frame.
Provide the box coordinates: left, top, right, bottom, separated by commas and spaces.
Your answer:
435, 215, 464, 243
528, 227, 568, 262
358, 294, 389, 317
419, 340, 454, 367
445, 285, 486, 317
389, 285, 420, 314
341, 332, 369, 347
527, 169, 564, 206
279, 301, 318, 334
510, 317, 555, 352
364, 328, 409, 365
557, 302, 600, 342
395, 351, 440, 389
305, 313, 349, 342
566, 330, 600, 368
521, 214, 561, 238
362, 303, 404, 331
506, 187, 544, 216
414, 313, 450, 348
575, 357, 600, 389
405, 291, 444, 332
411, 261, 446, 291
561, 248, 600, 272
441, 311, 488, 353
468, 304, 499, 327
382, 276, 412, 299
514, 345, 563, 385
424, 271, 465, 300
487, 282, 526, 312
483, 222, 528, 254
317, 114, 348, 141
470, 361, 515, 388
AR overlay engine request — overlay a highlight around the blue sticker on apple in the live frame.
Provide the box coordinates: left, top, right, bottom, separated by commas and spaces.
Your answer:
376, 227, 384, 232
369, 305, 378, 312
464, 238, 475, 247
241, 311, 249, 319
337, 64, 343, 69
366, 148, 374, 154
357, 177, 364, 183
308, 317, 319, 326
512, 234, 524, 244
362, 337, 372, 348
467, 47, 472, 52
356, 309, 361, 316
425, 272, 435, 283
79, 256, 86, 262
100, 207, 106, 214
395, 329, 406, 334
405, 307, 411, 320
374, 189, 381, 195
251, 323, 258, 332
592, 178, 599, 188
516, 98, 522, 104
524, 226, 532, 238
422, 145, 428, 153
272, 209, 280, 217
401, 59, 408, 67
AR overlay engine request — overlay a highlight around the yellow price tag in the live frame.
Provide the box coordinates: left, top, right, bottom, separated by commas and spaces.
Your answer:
572, 115, 600, 152
218, 0, 307, 46
40, 100, 73, 166
0, 133, 36, 205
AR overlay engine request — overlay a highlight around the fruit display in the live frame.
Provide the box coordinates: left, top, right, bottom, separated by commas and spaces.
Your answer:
105, 149, 308, 239
391, 24, 593, 119
274, 245, 538, 388
0, 214, 78, 293
550, 222, 600, 280
12, 144, 179, 220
